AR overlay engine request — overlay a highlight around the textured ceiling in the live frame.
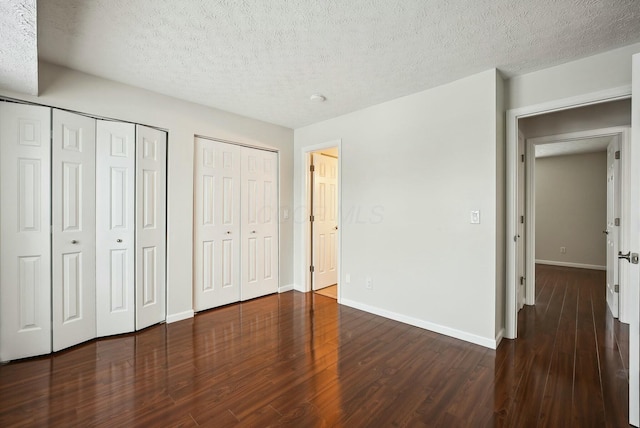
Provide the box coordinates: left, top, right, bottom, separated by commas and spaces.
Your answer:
535, 136, 613, 158
37, 0, 640, 128
0, 0, 38, 95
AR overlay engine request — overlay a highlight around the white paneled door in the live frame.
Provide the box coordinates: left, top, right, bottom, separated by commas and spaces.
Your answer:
312, 153, 338, 290
606, 137, 620, 318
52, 109, 97, 352
240, 147, 279, 301
96, 120, 136, 336
0, 102, 52, 362
136, 125, 167, 330
193, 138, 241, 311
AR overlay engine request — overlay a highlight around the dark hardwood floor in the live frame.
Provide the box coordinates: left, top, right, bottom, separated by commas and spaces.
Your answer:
0, 265, 629, 427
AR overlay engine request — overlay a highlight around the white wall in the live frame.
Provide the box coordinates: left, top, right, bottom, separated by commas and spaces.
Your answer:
294, 69, 504, 348
535, 152, 607, 268
0, 61, 294, 321
519, 98, 631, 139
506, 42, 640, 110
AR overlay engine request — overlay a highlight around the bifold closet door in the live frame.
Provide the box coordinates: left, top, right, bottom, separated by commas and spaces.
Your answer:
136, 125, 167, 330
96, 120, 136, 336
241, 147, 279, 301
52, 109, 97, 352
0, 102, 52, 362
193, 138, 241, 311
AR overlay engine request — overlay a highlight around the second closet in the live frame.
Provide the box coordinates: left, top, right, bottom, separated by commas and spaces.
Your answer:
193, 137, 279, 311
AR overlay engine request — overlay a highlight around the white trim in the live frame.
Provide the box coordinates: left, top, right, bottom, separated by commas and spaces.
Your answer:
525, 138, 536, 305
299, 140, 342, 295
278, 284, 294, 293
495, 328, 505, 347
506, 85, 631, 340
166, 310, 194, 324
535, 259, 606, 271
341, 298, 500, 349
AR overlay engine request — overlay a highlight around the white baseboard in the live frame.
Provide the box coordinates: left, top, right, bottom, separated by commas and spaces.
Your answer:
166, 310, 194, 324
293, 283, 306, 293
278, 284, 294, 293
340, 298, 498, 349
536, 259, 606, 271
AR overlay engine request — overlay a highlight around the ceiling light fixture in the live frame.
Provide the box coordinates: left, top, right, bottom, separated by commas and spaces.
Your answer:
310, 94, 326, 103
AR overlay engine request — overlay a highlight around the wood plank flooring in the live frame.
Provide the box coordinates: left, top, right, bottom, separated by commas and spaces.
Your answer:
0, 265, 629, 426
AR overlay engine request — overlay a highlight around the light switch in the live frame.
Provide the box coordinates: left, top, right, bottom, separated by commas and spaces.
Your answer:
471, 210, 480, 224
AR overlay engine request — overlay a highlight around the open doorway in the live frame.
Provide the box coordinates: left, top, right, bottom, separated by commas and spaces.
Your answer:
516, 99, 631, 324
308, 147, 339, 299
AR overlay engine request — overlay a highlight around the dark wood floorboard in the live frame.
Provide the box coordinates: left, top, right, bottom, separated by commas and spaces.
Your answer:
0, 265, 629, 427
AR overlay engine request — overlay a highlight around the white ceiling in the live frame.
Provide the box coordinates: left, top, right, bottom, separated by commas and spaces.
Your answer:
19, 1, 640, 128
535, 136, 613, 158
0, 0, 38, 95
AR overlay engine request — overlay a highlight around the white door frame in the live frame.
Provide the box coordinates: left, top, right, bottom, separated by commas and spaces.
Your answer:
300, 140, 342, 299
506, 85, 631, 340
525, 127, 630, 321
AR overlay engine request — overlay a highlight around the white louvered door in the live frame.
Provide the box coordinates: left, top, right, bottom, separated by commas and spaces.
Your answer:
136, 125, 167, 330
240, 147, 278, 301
0, 102, 52, 362
52, 109, 97, 352
96, 120, 136, 336
193, 138, 241, 311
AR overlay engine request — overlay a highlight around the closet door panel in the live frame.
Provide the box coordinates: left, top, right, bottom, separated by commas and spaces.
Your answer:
241, 148, 278, 301
96, 120, 135, 336
193, 138, 241, 311
0, 102, 52, 362
136, 125, 166, 330
52, 109, 96, 352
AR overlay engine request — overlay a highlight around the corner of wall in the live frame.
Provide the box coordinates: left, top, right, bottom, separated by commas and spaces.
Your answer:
495, 70, 507, 336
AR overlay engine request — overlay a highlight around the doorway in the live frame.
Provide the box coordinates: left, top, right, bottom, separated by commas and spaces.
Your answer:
309, 147, 339, 299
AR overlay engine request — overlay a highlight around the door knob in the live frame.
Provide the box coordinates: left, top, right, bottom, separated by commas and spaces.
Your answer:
619, 251, 631, 261
71, 240, 78, 244
116, 239, 123, 243
251, 230, 256, 234
603, 230, 609, 235
226, 231, 232, 235
334, 226, 338, 230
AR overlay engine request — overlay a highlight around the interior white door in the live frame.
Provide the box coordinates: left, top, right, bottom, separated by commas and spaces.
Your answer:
52, 109, 97, 352
516, 133, 526, 310
0, 102, 52, 362
241, 147, 279, 301
628, 52, 640, 427
312, 153, 338, 290
606, 137, 620, 318
193, 138, 241, 311
135, 125, 167, 330
96, 120, 136, 336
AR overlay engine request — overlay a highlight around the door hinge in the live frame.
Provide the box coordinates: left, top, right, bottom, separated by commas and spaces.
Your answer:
615, 218, 620, 226
310, 265, 315, 273
520, 215, 524, 224
310, 164, 315, 172
520, 276, 525, 285
614, 284, 619, 293
521, 154, 525, 162
615, 150, 621, 160
310, 215, 314, 222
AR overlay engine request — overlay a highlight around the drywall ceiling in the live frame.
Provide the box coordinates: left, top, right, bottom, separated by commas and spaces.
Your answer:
535, 136, 613, 158
0, 0, 38, 95
36, 0, 640, 128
